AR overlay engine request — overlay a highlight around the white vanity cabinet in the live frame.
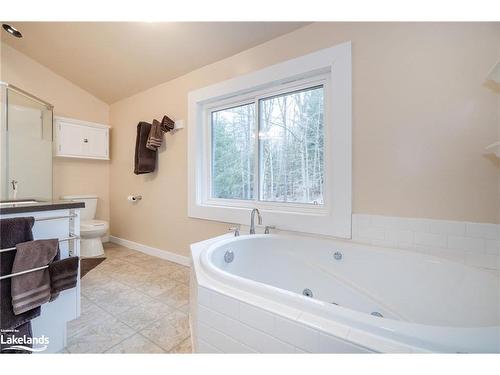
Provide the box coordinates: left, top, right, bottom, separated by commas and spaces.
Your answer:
0, 206, 81, 353
54, 116, 110, 160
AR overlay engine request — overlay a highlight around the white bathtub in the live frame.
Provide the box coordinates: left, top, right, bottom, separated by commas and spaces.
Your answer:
190, 233, 500, 353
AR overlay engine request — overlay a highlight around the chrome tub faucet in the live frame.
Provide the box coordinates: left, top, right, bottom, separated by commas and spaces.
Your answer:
249, 208, 262, 234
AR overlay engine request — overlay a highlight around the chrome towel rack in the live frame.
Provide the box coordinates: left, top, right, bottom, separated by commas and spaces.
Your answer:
35, 214, 77, 222
0, 234, 79, 253
0, 213, 80, 280
0, 265, 51, 281
0, 235, 80, 280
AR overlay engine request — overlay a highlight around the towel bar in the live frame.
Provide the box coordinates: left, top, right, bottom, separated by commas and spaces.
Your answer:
35, 214, 77, 222
0, 264, 50, 281
0, 234, 80, 253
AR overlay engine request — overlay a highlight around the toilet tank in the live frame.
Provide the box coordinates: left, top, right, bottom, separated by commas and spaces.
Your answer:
61, 194, 98, 220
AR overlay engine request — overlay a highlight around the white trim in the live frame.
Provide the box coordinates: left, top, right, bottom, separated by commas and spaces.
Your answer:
188, 42, 352, 238
109, 235, 191, 267
54, 116, 111, 129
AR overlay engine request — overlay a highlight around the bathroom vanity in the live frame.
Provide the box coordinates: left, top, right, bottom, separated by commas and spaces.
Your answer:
0, 200, 83, 353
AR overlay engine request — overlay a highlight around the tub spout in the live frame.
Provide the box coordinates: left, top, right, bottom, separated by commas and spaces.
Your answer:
249, 208, 262, 234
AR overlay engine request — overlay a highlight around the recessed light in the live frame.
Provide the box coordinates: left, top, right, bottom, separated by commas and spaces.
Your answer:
2, 24, 23, 38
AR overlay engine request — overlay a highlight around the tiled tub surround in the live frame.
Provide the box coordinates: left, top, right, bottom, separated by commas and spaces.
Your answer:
190, 234, 500, 353
352, 214, 500, 271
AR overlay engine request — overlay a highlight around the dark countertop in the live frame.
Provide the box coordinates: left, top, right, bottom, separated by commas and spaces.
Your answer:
0, 200, 85, 215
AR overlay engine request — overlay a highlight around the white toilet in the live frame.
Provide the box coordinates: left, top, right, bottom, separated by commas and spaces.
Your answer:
62, 195, 108, 257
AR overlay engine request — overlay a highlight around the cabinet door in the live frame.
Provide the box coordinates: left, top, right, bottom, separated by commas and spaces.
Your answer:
57, 121, 85, 156
56, 119, 109, 159
83, 127, 108, 158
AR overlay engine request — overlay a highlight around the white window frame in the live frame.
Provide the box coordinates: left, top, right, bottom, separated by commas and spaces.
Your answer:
188, 42, 352, 238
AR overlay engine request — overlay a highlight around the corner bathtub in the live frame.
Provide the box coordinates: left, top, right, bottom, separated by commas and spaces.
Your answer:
190, 234, 500, 353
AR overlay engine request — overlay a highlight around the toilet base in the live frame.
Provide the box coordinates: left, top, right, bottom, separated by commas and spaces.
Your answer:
80, 237, 105, 257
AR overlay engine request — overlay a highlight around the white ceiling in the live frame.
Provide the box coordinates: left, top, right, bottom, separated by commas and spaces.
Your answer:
1, 22, 308, 103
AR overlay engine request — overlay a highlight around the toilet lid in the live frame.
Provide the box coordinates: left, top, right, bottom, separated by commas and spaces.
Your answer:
81, 219, 108, 232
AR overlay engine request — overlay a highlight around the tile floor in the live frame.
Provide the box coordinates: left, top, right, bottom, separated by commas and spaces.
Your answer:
64, 242, 192, 353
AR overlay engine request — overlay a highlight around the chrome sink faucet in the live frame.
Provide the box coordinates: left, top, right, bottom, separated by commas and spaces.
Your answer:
249, 208, 262, 234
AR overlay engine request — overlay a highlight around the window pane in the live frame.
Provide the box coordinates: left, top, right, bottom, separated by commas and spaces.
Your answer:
259, 86, 324, 204
211, 103, 255, 200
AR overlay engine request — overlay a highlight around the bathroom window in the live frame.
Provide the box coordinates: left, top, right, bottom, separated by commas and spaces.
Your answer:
189, 42, 352, 238
211, 103, 256, 200
259, 85, 324, 205
210, 85, 324, 205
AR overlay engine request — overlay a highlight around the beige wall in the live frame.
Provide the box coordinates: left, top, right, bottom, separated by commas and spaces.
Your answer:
1, 43, 110, 221
109, 22, 500, 257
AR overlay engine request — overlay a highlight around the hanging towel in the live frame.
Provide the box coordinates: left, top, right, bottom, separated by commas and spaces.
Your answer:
146, 119, 163, 151
11, 239, 59, 315
0, 217, 39, 354
160, 115, 175, 133
134, 121, 157, 174
49, 256, 79, 299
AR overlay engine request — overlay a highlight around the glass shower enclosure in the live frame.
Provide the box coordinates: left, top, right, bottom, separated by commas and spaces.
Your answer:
0, 82, 54, 201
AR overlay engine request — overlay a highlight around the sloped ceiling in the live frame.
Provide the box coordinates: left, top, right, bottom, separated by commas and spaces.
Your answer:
2, 22, 308, 103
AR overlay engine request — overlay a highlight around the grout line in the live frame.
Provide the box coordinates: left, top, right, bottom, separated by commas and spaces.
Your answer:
68, 244, 191, 354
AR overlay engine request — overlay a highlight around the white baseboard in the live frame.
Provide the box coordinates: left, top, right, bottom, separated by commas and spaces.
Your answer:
109, 235, 191, 267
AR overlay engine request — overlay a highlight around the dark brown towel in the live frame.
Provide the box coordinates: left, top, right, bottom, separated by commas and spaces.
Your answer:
49, 257, 79, 298
11, 239, 59, 315
0, 217, 38, 354
134, 121, 157, 174
146, 119, 163, 151
160, 115, 175, 133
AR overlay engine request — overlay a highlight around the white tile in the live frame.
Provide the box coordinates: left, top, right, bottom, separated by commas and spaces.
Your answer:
198, 322, 255, 353
371, 229, 397, 247
273, 317, 319, 352
197, 286, 211, 307
199, 305, 242, 340
358, 226, 385, 240
294, 346, 308, 353
197, 322, 213, 341
370, 215, 397, 229
352, 214, 371, 230
318, 333, 373, 353
466, 223, 499, 240
297, 312, 350, 339
397, 218, 430, 233
396, 230, 414, 246
485, 240, 500, 255
414, 232, 446, 248
197, 305, 213, 325
210, 291, 239, 317
236, 321, 295, 353
239, 302, 275, 333
447, 236, 485, 253
197, 339, 221, 353
428, 220, 466, 236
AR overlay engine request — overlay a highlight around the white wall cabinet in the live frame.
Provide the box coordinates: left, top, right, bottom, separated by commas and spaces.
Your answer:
54, 116, 110, 160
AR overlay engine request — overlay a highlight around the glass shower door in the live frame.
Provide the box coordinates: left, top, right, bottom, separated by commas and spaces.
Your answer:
0, 84, 53, 201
